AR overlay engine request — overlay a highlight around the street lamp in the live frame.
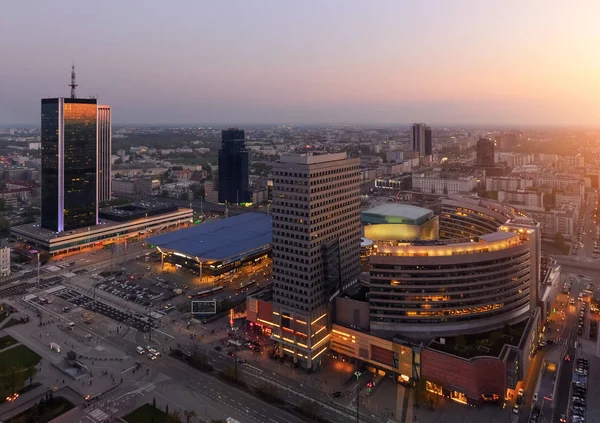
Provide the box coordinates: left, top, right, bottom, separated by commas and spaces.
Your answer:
354, 371, 361, 423
36, 252, 40, 288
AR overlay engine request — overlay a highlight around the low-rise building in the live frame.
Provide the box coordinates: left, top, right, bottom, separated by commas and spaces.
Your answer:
412, 171, 478, 195
498, 190, 544, 209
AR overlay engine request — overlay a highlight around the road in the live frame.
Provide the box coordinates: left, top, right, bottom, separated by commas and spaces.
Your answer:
551, 275, 584, 423
3, 248, 373, 422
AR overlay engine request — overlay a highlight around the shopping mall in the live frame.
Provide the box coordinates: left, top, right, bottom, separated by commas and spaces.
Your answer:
247, 195, 552, 405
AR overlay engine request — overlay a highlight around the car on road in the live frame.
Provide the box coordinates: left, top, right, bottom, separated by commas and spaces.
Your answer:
237, 358, 246, 364
559, 413, 566, 423
564, 354, 571, 361
214, 346, 222, 351
136, 346, 145, 355
331, 391, 343, 398
512, 404, 519, 414
518, 388, 524, 397
533, 392, 538, 402
62, 307, 70, 312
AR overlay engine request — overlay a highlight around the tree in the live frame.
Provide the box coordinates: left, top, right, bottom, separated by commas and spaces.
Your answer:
168, 409, 182, 423
184, 409, 197, 423
25, 365, 37, 386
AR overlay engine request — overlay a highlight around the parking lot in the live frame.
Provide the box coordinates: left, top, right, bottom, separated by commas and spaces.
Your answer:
92, 271, 184, 310
53, 288, 157, 333
0, 276, 63, 299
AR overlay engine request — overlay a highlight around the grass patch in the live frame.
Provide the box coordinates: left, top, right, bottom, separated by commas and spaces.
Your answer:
2, 318, 23, 330
0, 335, 18, 350
4, 395, 74, 423
124, 403, 169, 423
0, 382, 41, 405
0, 345, 41, 368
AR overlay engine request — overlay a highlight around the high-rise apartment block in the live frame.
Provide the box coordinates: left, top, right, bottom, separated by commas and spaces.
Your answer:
476, 138, 495, 167
0, 247, 10, 277
411, 123, 432, 156
218, 128, 251, 204
270, 153, 361, 369
97, 105, 112, 202
41, 98, 98, 232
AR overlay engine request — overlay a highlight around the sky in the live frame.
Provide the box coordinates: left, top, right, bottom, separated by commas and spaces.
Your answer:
1, 0, 600, 126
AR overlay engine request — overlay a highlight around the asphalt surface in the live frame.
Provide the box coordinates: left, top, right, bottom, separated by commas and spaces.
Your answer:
54, 288, 157, 332
552, 277, 584, 422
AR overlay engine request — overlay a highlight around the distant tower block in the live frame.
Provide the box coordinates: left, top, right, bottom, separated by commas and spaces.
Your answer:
69, 63, 78, 99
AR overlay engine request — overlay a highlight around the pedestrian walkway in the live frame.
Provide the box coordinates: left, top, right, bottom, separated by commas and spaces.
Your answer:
88, 407, 109, 421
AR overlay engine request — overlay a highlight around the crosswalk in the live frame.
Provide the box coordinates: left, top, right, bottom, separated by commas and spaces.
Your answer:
137, 382, 156, 394
88, 408, 109, 421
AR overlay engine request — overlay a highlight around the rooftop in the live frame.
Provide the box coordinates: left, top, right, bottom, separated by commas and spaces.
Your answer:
99, 201, 179, 222
362, 203, 433, 225
147, 212, 272, 262
427, 318, 528, 359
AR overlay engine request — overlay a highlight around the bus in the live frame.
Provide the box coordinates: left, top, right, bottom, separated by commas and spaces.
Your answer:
235, 280, 257, 293
196, 286, 224, 298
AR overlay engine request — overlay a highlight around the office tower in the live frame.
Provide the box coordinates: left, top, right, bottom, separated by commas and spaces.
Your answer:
503, 132, 518, 151
97, 105, 112, 202
217, 128, 251, 204
270, 153, 361, 370
424, 126, 432, 155
476, 138, 495, 167
411, 123, 432, 156
41, 98, 97, 232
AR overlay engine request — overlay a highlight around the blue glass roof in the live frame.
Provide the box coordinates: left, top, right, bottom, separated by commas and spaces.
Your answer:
147, 212, 272, 261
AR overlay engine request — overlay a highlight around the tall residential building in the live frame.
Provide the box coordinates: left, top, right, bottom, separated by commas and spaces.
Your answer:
270, 153, 361, 370
218, 128, 251, 204
411, 123, 432, 156
97, 105, 112, 202
0, 247, 10, 277
476, 138, 495, 167
41, 98, 98, 232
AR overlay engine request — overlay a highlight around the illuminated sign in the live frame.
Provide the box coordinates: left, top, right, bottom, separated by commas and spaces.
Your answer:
191, 300, 217, 315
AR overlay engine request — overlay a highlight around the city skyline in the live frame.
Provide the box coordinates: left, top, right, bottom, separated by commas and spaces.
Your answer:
1, 1, 600, 126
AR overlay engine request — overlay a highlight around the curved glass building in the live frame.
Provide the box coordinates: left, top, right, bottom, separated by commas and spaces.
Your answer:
367, 195, 540, 337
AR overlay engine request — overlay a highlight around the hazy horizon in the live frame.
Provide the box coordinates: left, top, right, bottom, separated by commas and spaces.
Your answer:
1, 0, 600, 126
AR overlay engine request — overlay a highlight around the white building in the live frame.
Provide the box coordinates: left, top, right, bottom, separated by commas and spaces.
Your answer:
498, 190, 544, 209
486, 176, 534, 192
0, 247, 10, 277
412, 172, 477, 195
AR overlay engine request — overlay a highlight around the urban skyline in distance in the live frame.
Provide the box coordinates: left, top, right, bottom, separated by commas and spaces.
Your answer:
2, 1, 600, 127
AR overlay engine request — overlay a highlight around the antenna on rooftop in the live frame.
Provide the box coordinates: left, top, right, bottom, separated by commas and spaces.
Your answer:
69, 62, 78, 99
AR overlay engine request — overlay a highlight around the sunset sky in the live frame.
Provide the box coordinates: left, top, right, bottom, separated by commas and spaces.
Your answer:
1, 0, 599, 126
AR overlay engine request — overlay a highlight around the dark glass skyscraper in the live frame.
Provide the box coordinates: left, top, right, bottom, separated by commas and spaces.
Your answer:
218, 128, 251, 204
41, 98, 98, 232
97, 105, 112, 202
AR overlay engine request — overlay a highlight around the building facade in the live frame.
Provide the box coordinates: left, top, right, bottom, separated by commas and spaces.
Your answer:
270, 153, 361, 369
412, 172, 478, 195
476, 138, 495, 167
0, 247, 10, 277
411, 123, 432, 156
217, 128, 251, 204
97, 105, 112, 202
498, 190, 544, 209
41, 98, 98, 232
